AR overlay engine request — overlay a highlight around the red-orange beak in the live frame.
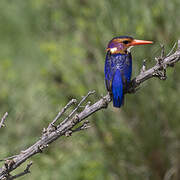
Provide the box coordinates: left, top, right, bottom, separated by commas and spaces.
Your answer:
130, 39, 153, 46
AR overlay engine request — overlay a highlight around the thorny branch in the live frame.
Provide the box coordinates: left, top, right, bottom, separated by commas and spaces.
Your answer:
0, 40, 180, 179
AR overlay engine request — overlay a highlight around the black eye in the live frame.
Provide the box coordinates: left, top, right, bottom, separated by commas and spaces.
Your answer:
123, 40, 129, 44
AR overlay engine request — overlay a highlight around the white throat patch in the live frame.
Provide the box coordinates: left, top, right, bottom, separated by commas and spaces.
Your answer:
110, 47, 117, 53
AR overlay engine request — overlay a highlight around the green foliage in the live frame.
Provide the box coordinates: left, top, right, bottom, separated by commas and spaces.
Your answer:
0, 0, 180, 179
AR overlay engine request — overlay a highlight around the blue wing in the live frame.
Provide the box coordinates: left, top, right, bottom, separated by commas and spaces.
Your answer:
104, 51, 113, 92
123, 53, 132, 85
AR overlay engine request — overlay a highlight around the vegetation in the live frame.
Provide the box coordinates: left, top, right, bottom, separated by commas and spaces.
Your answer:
0, 0, 180, 179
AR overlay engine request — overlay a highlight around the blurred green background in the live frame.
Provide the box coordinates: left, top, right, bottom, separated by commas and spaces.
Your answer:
0, 0, 180, 179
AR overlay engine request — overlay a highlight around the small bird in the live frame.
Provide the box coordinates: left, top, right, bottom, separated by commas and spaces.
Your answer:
104, 36, 153, 108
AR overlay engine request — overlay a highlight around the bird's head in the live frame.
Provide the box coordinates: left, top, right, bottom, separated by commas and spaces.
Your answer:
106, 36, 153, 54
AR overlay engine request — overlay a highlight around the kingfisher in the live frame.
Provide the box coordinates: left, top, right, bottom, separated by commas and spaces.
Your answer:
104, 36, 153, 108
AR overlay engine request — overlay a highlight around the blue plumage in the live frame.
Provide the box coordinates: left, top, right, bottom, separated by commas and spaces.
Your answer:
112, 69, 123, 107
104, 36, 153, 108
105, 52, 132, 108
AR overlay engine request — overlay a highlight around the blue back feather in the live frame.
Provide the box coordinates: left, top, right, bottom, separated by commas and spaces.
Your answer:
112, 69, 123, 107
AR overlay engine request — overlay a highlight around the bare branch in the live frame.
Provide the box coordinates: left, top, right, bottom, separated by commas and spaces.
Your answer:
0, 91, 102, 179
0, 112, 8, 129
0, 40, 180, 179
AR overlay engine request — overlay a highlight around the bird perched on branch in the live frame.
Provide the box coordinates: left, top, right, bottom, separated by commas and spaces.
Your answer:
104, 36, 153, 108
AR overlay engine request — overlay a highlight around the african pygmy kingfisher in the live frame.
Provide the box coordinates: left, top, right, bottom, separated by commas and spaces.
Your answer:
104, 36, 153, 108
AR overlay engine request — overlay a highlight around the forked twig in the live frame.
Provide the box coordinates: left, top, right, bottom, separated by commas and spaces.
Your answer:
48, 99, 77, 129
58, 90, 95, 127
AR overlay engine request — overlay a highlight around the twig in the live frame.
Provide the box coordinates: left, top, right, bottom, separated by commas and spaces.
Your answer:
0, 155, 17, 162
0, 40, 180, 179
8, 162, 33, 180
163, 167, 176, 180
178, 40, 180, 50
58, 90, 95, 127
167, 42, 177, 57
160, 43, 165, 59
0, 112, 8, 129
72, 120, 91, 133
48, 99, 77, 129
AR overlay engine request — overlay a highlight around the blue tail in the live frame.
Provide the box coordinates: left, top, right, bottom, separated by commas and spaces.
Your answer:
112, 69, 124, 108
